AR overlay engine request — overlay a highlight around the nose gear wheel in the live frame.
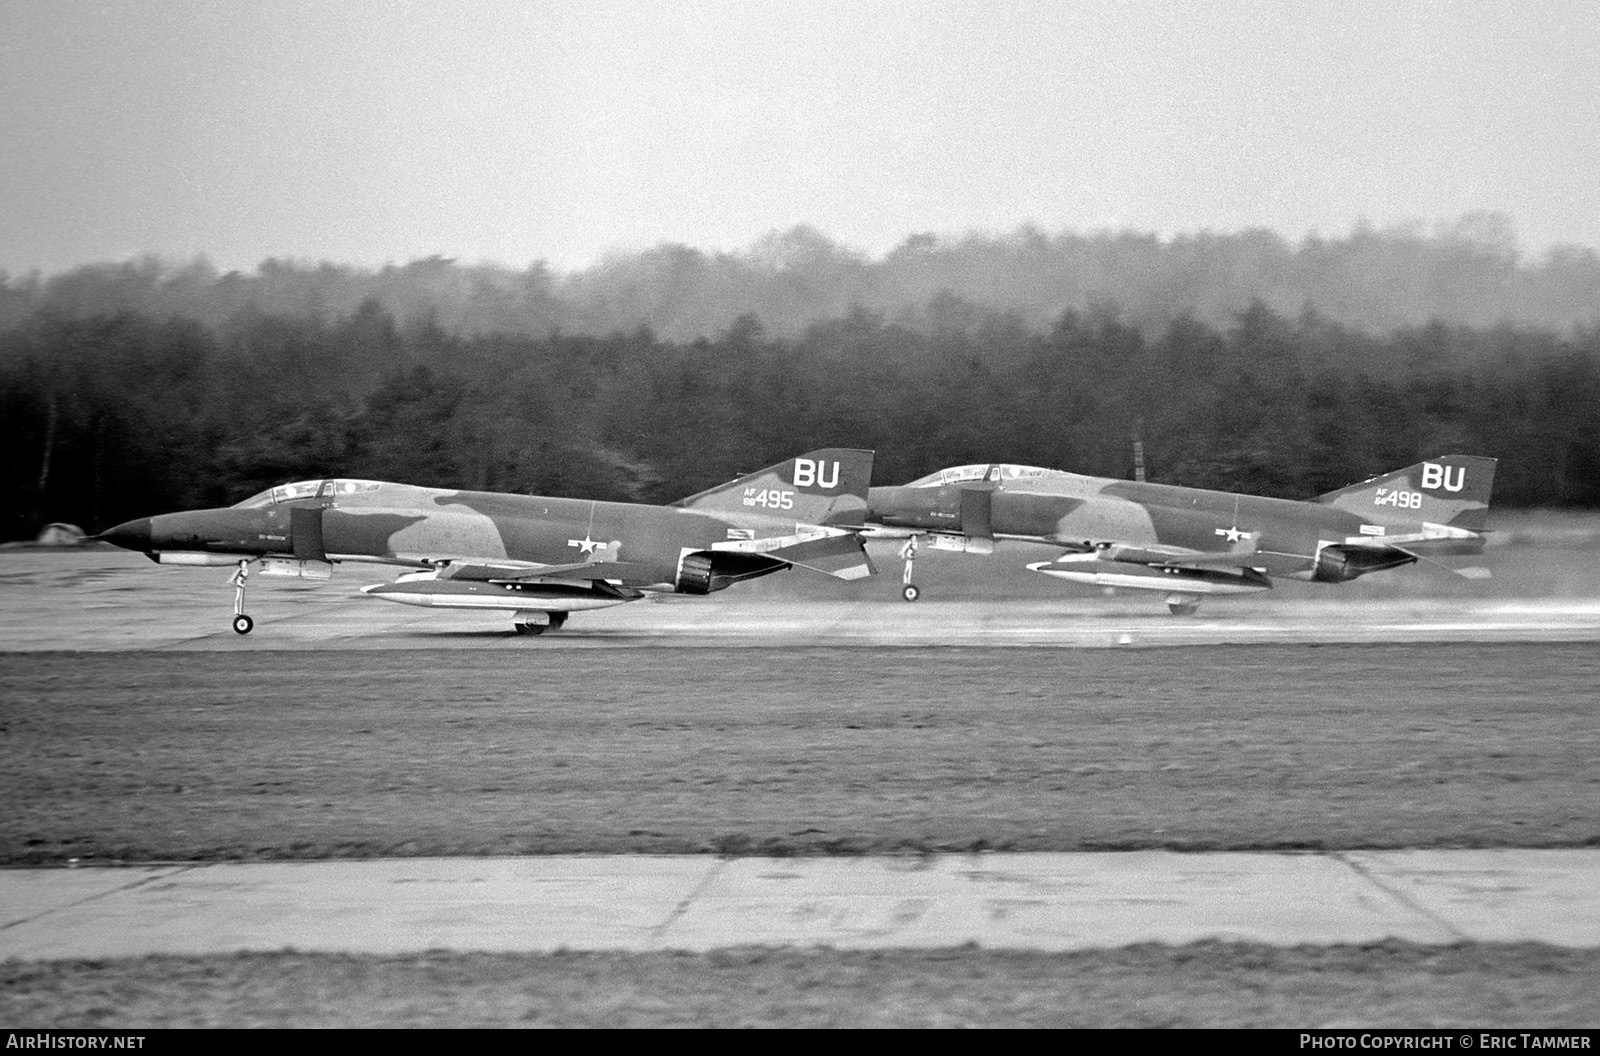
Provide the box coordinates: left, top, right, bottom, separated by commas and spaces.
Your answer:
230, 560, 253, 634
899, 536, 920, 602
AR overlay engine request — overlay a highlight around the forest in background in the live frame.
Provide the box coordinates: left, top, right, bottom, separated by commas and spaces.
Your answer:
3, 214, 1599, 343
2, 278, 1596, 539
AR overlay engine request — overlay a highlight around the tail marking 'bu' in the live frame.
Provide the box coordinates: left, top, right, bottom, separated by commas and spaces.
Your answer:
1315, 454, 1496, 530
673, 448, 874, 527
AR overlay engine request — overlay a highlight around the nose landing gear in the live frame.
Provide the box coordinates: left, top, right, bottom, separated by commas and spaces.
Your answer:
900, 536, 920, 602
231, 560, 254, 634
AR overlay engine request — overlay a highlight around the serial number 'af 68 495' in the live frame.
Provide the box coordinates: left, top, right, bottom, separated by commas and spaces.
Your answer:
743, 488, 795, 510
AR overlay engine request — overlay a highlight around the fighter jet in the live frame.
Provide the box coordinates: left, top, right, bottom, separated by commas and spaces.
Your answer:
97, 449, 875, 635
865, 455, 1495, 614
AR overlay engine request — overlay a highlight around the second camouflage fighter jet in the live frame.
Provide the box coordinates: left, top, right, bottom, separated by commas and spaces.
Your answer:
97, 449, 875, 635
865, 454, 1496, 614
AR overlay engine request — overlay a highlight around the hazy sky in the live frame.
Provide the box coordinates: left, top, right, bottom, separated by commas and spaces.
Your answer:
3, 0, 1597, 275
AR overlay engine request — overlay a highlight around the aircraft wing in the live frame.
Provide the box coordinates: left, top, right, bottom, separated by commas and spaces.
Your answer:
433, 558, 666, 585
1095, 541, 1263, 569
1338, 524, 1485, 556
411, 527, 876, 587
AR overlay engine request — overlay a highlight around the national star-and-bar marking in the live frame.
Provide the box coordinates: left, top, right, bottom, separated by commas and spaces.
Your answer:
567, 534, 608, 555
568, 501, 609, 556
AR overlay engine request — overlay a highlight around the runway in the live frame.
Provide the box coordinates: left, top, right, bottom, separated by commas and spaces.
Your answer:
3, 543, 1598, 968
4, 850, 1599, 960
3, 546, 1600, 650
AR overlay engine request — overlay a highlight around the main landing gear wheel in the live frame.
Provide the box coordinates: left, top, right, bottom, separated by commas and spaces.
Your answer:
1166, 595, 1201, 617
902, 584, 920, 603
513, 612, 567, 636
232, 614, 254, 635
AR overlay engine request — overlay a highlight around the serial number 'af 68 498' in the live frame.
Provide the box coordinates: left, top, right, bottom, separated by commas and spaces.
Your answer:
1375, 489, 1425, 509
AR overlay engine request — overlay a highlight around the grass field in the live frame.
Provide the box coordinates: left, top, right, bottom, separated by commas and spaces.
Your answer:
3, 643, 1596, 863
5, 639, 1599, 1027
5, 943, 1598, 1028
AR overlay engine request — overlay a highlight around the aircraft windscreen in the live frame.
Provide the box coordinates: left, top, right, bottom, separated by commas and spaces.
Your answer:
906, 464, 1061, 488
232, 479, 383, 508
233, 481, 320, 508
321, 479, 384, 498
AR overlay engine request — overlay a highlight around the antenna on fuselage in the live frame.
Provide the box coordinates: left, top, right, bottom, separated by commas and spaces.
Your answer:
1131, 418, 1147, 483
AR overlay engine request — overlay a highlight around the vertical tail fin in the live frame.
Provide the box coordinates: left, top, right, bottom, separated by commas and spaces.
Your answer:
1315, 454, 1497, 530
675, 448, 874, 526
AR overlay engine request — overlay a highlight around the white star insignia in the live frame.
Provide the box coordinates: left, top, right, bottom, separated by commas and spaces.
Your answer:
1216, 526, 1251, 544
568, 535, 608, 556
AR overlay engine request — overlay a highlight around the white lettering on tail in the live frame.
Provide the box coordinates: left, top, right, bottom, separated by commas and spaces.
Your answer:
1421, 462, 1465, 493
793, 459, 841, 489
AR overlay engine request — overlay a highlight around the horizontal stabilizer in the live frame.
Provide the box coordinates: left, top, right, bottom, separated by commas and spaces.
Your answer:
712, 527, 875, 580
766, 534, 875, 580
1386, 547, 1494, 580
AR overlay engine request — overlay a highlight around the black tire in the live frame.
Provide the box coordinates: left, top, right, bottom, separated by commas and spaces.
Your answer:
902, 584, 920, 603
232, 614, 253, 635
514, 623, 545, 636
547, 612, 568, 630
1167, 602, 1199, 617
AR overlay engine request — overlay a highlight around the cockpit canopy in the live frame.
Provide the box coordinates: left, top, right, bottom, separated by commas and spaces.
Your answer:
904, 464, 1065, 488
233, 479, 386, 508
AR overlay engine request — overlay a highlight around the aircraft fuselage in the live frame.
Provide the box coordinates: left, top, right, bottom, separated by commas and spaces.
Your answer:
109, 486, 796, 586
868, 469, 1483, 584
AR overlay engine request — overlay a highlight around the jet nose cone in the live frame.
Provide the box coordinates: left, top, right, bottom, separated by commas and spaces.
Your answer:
98, 517, 154, 551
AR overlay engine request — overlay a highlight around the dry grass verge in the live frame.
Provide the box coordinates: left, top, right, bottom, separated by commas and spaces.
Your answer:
3, 942, 1597, 1027
3, 644, 1596, 862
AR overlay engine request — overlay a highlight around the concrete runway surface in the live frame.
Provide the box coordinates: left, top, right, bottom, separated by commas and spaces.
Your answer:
4, 544, 1598, 960
2, 546, 1599, 650
3, 851, 1598, 959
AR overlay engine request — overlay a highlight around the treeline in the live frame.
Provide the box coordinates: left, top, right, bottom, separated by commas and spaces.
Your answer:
3, 215, 1599, 343
2, 298, 1597, 540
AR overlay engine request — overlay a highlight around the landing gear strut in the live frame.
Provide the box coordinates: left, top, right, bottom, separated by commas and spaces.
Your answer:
900, 536, 920, 602
231, 560, 254, 634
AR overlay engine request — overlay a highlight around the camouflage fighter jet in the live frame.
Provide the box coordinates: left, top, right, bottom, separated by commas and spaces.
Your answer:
97, 449, 875, 635
865, 454, 1495, 614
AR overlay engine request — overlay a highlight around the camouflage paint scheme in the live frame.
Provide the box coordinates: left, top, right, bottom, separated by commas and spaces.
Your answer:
866, 455, 1496, 613
98, 449, 875, 634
